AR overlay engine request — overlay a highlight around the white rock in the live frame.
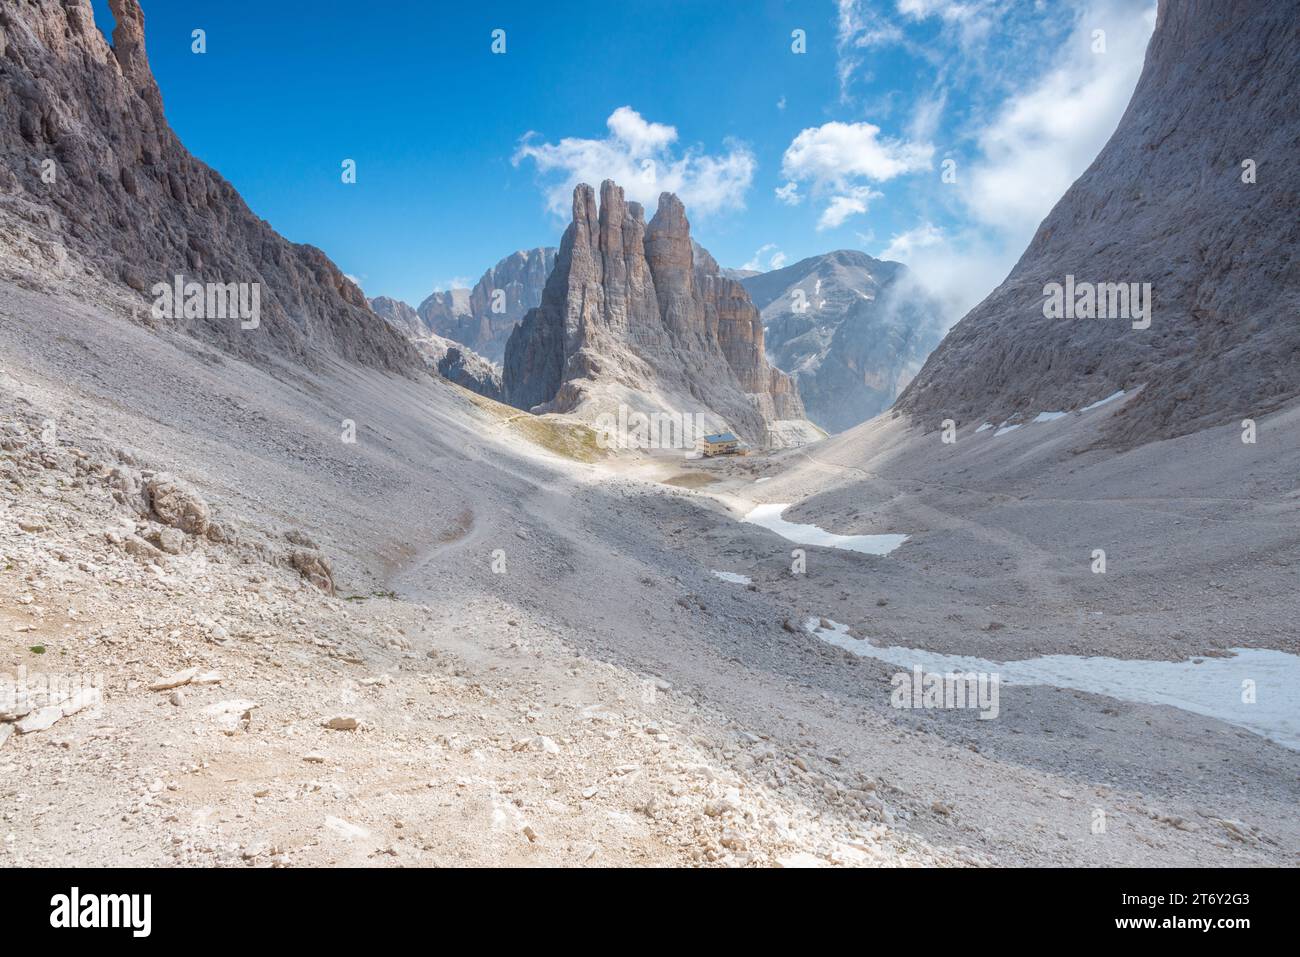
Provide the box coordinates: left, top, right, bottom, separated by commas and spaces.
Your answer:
323, 816, 370, 840
149, 667, 198, 691
776, 852, 828, 868
15, 705, 63, 734
60, 687, 100, 717
201, 699, 258, 727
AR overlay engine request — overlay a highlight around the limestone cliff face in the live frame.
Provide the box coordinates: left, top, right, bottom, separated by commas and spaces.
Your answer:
416, 288, 473, 338
418, 248, 556, 364
0, 0, 422, 376
895, 0, 1300, 447
503, 181, 818, 447
369, 296, 502, 400
368, 296, 423, 338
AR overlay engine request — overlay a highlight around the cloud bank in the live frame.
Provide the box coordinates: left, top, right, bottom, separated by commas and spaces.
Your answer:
515, 107, 756, 219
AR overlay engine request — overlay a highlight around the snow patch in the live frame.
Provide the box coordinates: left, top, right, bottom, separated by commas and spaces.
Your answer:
1080, 390, 1127, 413
986, 391, 1130, 436
744, 504, 908, 556
711, 570, 752, 585
804, 619, 1300, 750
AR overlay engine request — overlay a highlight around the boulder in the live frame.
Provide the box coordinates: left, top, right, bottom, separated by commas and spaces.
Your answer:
145, 473, 209, 535
287, 548, 335, 594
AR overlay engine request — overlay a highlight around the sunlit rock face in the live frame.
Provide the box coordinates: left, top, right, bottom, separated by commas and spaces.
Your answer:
503, 180, 819, 448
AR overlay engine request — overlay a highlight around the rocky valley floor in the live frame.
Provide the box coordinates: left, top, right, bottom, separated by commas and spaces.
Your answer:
2, 281, 1297, 867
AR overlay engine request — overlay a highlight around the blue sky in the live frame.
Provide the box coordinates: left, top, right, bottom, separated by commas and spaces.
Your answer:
91, 0, 1155, 314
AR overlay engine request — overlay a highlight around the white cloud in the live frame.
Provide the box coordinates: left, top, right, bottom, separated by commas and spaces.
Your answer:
907, 88, 948, 143
818, 186, 883, 230
779, 121, 933, 229
774, 181, 801, 206
963, 0, 1156, 233
776, 96, 787, 111
836, 0, 906, 100
783, 121, 934, 185
514, 106, 756, 219
604, 107, 676, 154
742, 244, 776, 272
742, 244, 788, 272
879, 222, 945, 262
877, 0, 1156, 325
896, 0, 984, 24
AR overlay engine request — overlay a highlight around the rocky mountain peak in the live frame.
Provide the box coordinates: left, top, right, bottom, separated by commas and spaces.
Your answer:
418, 248, 557, 363
105, 0, 159, 108
502, 180, 819, 447
739, 252, 945, 433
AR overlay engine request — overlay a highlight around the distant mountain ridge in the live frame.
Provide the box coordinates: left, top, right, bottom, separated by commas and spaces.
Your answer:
740, 251, 946, 433
417, 248, 557, 364
368, 296, 502, 400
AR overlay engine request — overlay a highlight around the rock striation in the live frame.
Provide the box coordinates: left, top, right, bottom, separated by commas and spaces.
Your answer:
0, 0, 421, 376
502, 181, 819, 448
741, 251, 946, 433
894, 0, 1300, 447
418, 248, 557, 364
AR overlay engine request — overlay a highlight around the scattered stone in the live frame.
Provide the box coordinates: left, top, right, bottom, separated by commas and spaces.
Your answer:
149, 667, 198, 691
323, 715, 360, 731
202, 699, 258, 731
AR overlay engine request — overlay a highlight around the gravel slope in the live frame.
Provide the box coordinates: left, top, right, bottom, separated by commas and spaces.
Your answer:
3, 280, 1296, 867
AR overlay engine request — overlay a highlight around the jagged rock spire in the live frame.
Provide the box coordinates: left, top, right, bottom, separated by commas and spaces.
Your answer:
503, 180, 818, 447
